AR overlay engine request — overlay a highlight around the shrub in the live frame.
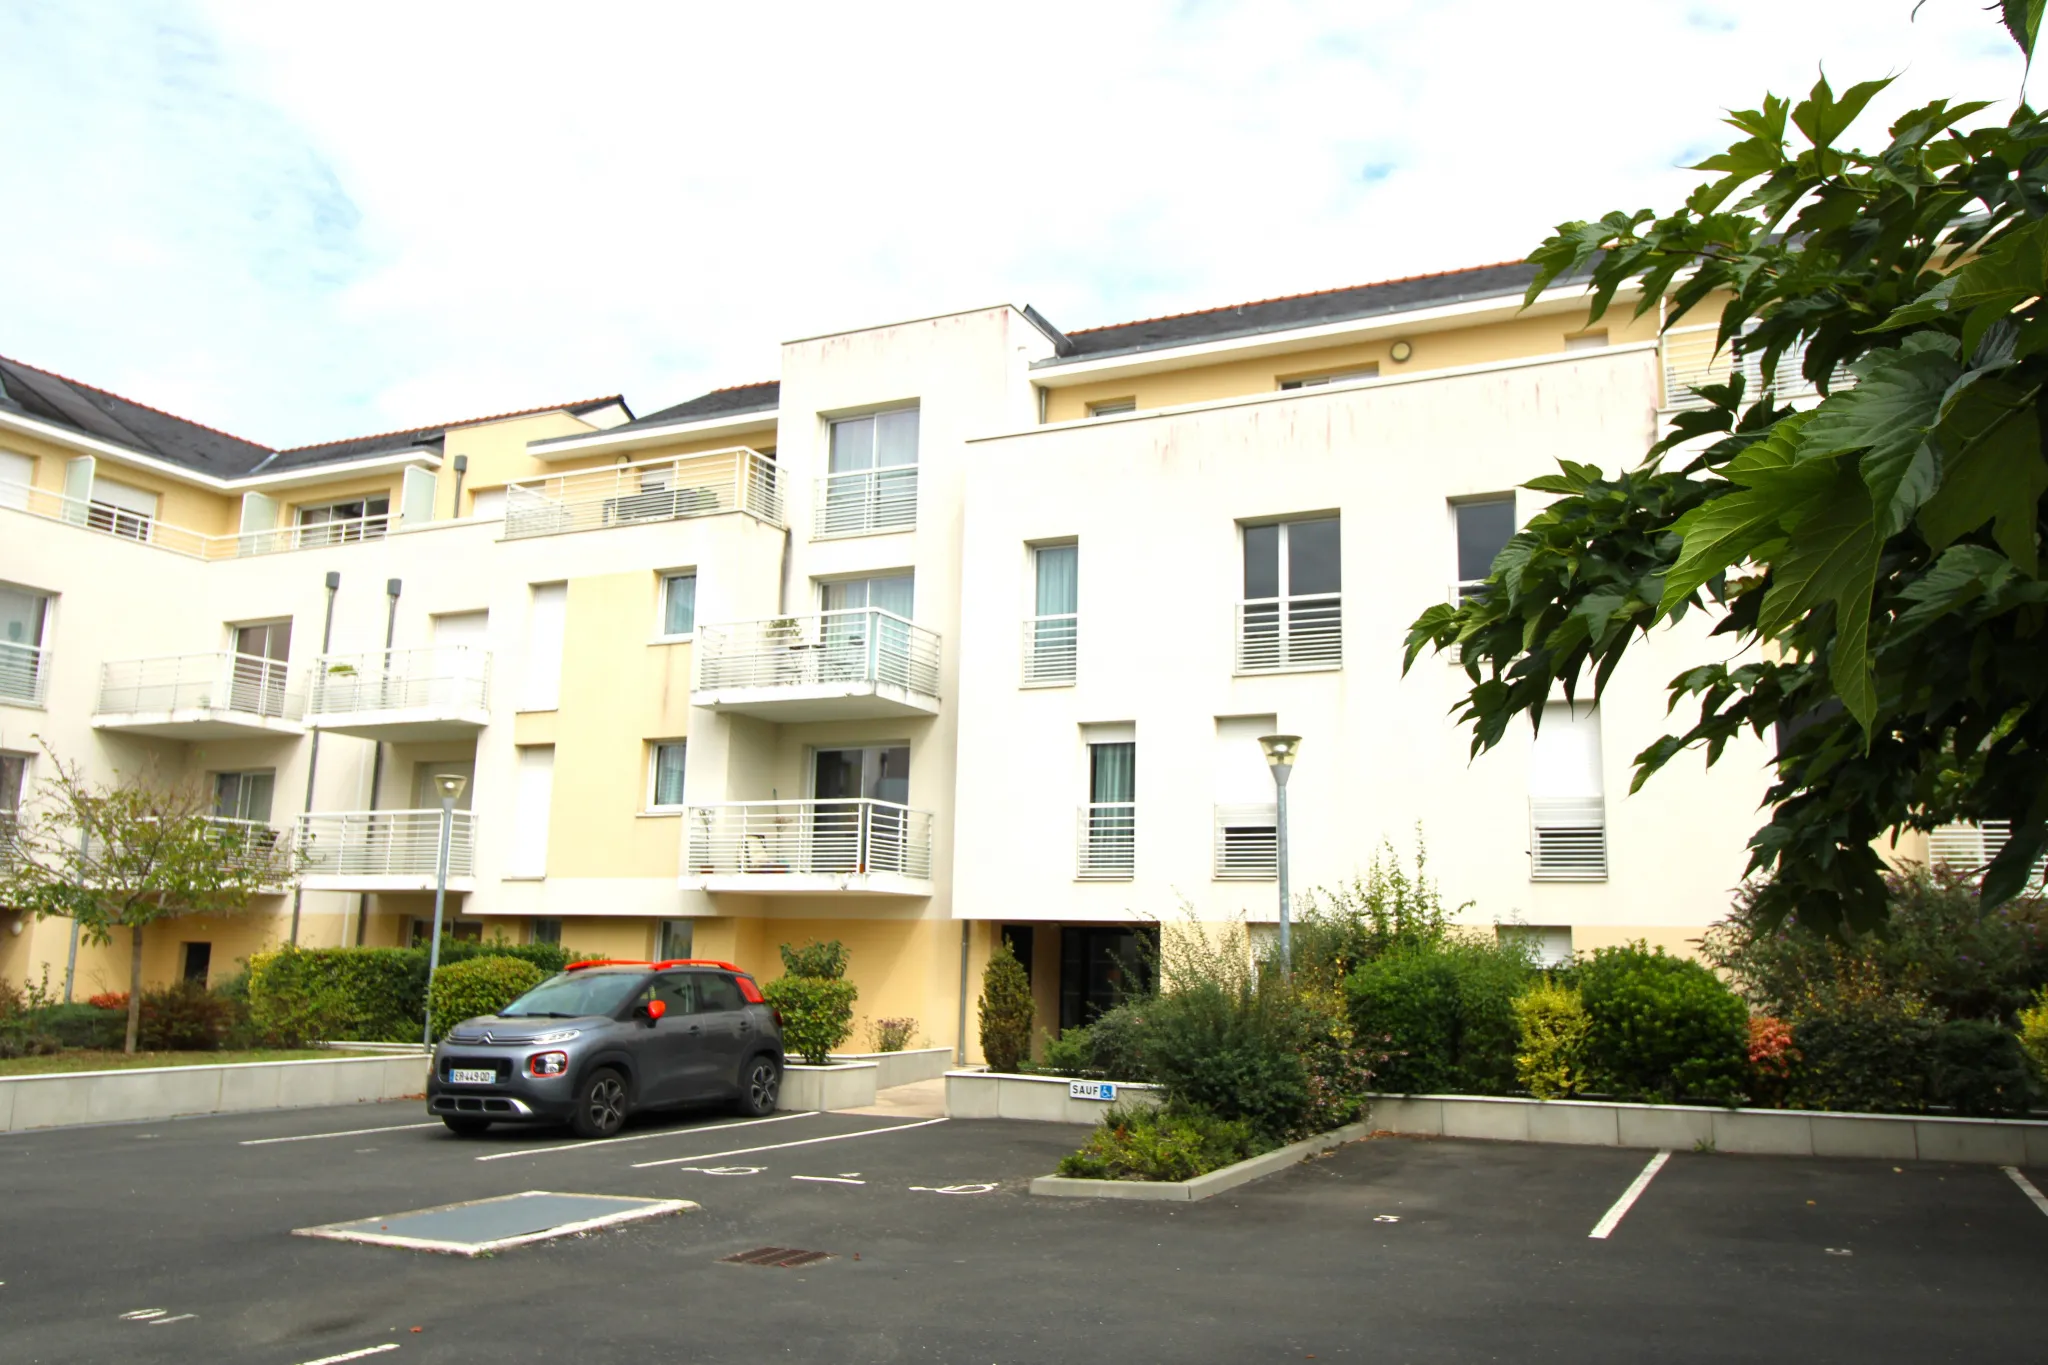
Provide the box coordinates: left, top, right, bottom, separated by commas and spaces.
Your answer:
1054, 1103, 1265, 1182
1576, 944, 1747, 1102
868, 1016, 917, 1052
1343, 939, 1531, 1095
1791, 995, 1936, 1113
780, 939, 850, 980
0, 1027, 62, 1059
33, 1003, 126, 1049
2020, 987, 2048, 1084
977, 939, 1035, 1073
1746, 1016, 1800, 1108
1297, 983, 1375, 1132
1134, 975, 1313, 1141
138, 981, 238, 1051
87, 990, 129, 1011
1293, 832, 1466, 989
248, 941, 581, 1045
1513, 980, 1591, 1099
428, 956, 546, 1041
1081, 1003, 1154, 1082
763, 976, 859, 1065
1928, 1018, 2037, 1117
1038, 1024, 1092, 1076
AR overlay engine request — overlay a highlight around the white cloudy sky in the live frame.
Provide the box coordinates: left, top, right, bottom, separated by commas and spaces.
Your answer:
0, 1, 2029, 447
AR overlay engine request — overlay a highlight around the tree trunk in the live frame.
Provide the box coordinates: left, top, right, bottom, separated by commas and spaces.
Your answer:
125, 924, 144, 1055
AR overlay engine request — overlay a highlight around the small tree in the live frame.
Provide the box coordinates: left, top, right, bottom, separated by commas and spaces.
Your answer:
978, 939, 1035, 1072
0, 747, 294, 1053
762, 938, 858, 1065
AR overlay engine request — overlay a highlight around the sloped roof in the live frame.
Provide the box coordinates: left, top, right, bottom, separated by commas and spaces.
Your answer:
260, 397, 627, 472
603, 381, 779, 435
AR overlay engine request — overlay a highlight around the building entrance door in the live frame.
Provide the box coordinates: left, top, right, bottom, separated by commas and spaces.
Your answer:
1058, 925, 1159, 1032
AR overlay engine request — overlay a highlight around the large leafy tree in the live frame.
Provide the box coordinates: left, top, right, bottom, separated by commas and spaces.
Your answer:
1406, 5, 2048, 936
0, 747, 295, 1052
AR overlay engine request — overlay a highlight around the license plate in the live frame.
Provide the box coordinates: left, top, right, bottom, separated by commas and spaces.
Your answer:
449, 1068, 496, 1085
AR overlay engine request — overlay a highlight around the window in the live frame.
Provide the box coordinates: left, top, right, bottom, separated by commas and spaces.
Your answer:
89, 475, 158, 541
656, 919, 694, 961
530, 917, 562, 946
295, 495, 390, 546
507, 746, 555, 878
1453, 497, 1516, 601
1280, 366, 1378, 390
1213, 715, 1278, 880
0, 584, 49, 705
1529, 703, 1607, 880
1, 752, 25, 812
470, 487, 507, 521
181, 942, 212, 984
1024, 544, 1078, 686
410, 918, 482, 946
818, 406, 919, 537
0, 449, 32, 508
1565, 330, 1610, 351
522, 583, 566, 711
1058, 925, 1158, 1030
229, 620, 292, 717
660, 573, 696, 638
1079, 732, 1135, 880
1498, 925, 1574, 966
649, 741, 687, 810
1087, 398, 1136, 417
1237, 516, 1341, 673
818, 574, 926, 691
213, 771, 275, 825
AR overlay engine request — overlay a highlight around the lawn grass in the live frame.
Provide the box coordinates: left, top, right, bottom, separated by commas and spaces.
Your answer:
0, 1048, 333, 1077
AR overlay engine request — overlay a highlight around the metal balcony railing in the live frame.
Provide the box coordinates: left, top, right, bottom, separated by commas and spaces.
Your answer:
1213, 804, 1278, 880
296, 809, 476, 880
0, 812, 19, 869
96, 651, 303, 721
240, 515, 391, 553
0, 642, 51, 706
685, 800, 932, 880
1660, 325, 1853, 412
501, 448, 781, 541
199, 817, 295, 883
1022, 614, 1078, 686
1, 479, 401, 560
1235, 593, 1342, 674
1077, 803, 1136, 880
308, 646, 491, 719
1530, 797, 1608, 881
1927, 820, 2048, 884
694, 609, 940, 698
813, 465, 918, 539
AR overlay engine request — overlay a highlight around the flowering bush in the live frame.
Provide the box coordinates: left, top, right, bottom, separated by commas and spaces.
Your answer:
868, 1016, 918, 1052
1746, 1016, 1800, 1108
87, 991, 129, 1011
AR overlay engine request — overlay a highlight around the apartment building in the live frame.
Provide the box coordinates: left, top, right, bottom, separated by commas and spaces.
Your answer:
1, 259, 1819, 1056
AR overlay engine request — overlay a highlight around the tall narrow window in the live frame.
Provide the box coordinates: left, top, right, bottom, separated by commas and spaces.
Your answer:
1213, 715, 1278, 879
649, 741, 687, 810
230, 620, 292, 718
0, 584, 50, 705
213, 771, 276, 824
1080, 737, 1136, 880
1237, 517, 1341, 673
508, 746, 555, 878
523, 583, 567, 711
1529, 703, 1606, 880
819, 574, 925, 693
819, 406, 919, 537
1025, 544, 1078, 685
0, 450, 33, 509
660, 572, 696, 638
1, 753, 26, 845
1454, 497, 1515, 601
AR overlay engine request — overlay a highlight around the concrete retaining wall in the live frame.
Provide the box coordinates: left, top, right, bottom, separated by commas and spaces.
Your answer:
1368, 1093, 2048, 1166
945, 1069, 1163, 1125
778, 1061, 879, 1112
0, 1055, 428, 1133
829, 1047, 953, 1089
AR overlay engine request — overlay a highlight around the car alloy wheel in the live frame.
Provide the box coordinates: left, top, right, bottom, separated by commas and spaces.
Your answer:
585, 1074, 626, 1135
747, 1059, 779, 1112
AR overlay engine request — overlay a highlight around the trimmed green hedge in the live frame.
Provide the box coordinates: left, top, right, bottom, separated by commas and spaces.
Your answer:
249, 940, 580, 1044
428, 956, 546, 1041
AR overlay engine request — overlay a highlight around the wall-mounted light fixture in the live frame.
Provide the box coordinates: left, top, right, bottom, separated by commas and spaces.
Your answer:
1389, 340, 1414, 363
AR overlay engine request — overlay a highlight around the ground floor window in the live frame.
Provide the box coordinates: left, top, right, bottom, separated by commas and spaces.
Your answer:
181, 942, 211, 984
1058, 925, 1158, 1032
657, 919, 693, 961
530, 917, 562, 946
409, 917, 482, 946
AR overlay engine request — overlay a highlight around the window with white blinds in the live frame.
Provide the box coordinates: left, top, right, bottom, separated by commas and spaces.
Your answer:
1529, 703, 1606, 880
507, 746, 555, 878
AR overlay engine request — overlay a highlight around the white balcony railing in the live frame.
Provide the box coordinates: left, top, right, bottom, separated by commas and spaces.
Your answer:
307, 646, 491, 719
694, 609, 940, 698
96, 652, 303, 721
1022, 614, 1078, 687
1660, 325, 1852, 412
240, 515, 391, 553
199, 817, 295, 883
1235, 593, 1342, 674
686, 800, 932, 880
501, 448, 781, 541
1927, 820, 2048, 884
1077, 803, 1136, 880
813, 465, 918, 539
1530, 797, 1607, 881
296, 809, 476, 880
0, 642, 51, 706
1213, 804, 1278, 880
1, 479, 401, 560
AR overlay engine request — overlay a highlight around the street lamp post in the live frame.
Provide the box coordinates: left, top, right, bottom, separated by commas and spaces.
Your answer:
1258, 734, 1302, 981
423, 772, 469, 1046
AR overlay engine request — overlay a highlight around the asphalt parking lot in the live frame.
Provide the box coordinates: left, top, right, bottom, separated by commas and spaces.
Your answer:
2, 1099, 2042, 1364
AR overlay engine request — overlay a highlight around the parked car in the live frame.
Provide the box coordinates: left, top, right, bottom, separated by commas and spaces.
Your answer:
427, 959, 784, 1138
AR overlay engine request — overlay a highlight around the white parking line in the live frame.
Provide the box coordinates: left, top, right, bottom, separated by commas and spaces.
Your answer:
1589, 1150, 1671, 1239
474, 1111, 813, 1162
2004, 1166, 2048, 1217
241, 1123, 442, 1147
633, 1116, 948, 1169
791, 1175, 866, 1184
295, 1345, 401, 1364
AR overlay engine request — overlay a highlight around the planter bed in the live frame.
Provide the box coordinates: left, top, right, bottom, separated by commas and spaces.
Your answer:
0, 1053, 428, 1133
1032, 1119, 1377, 1202
945, 1068, 1164, 1125
828, 1047, 953, 1089
1367, 1093, 2048, 1166
777, 1061, 879, 1112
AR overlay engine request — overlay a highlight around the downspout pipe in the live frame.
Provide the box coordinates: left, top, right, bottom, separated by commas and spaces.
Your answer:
353, 578, 401, 944
290, 571, 341, 946
450, 455, 468, 516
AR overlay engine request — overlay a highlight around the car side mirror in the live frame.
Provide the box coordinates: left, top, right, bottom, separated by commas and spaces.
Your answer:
645, 999, 667, 1024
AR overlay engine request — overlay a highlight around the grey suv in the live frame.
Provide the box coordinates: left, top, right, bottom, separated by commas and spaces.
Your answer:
427, 960, 784, 1138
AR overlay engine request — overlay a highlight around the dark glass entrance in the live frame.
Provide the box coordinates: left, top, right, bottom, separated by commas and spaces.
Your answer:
1058, 925, 1159, 1032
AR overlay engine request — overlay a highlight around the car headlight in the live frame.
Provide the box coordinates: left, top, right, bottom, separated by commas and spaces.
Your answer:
527, 1029, 582, 1045
528, 1051, 570, 1078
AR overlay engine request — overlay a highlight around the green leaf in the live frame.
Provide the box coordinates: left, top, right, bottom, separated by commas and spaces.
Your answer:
1657, 413, 1819, 615
1753, 459, 1881, 729
1917, 377, 2048, 575
1795, 336, 1957, 536
1790, 74, 1893, 152
1890, 544, 2017, 638
2003, 0, 2046, 59
1878, 217, 2048, 333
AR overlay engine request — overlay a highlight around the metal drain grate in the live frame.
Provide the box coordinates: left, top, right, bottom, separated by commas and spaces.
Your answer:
721, 1246, 833, 1268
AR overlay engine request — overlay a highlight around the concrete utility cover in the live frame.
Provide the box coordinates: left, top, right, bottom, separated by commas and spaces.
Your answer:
294, 1191, 696, 1257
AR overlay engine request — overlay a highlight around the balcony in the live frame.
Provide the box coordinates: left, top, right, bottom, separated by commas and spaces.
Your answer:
1660, 325, 1851, 413
1927, 820, 2047, 884
682, 800, 933, 897
1234, 594, 1342, 674
1213, 804, 1277, 880
692, 609, 941, 720
1, 478, 396, 560
199, 818, 296, 888
501, 448, 781, 541
295, 809, 476, 892
93, 652, 305, 738
307, 646, 492, 741
1530, 797, 1608, 881
0, 642, 50, 707
1021, 614, 1077, 687
813, 466, 917, 539
1077, 803, 1135, 881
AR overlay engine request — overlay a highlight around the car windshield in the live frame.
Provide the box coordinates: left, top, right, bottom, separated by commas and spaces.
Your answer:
498, 973, 645, 1019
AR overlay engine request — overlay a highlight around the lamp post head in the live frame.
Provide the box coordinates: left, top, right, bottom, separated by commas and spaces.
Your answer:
1258, 734, 1302, 788
435, 773, 469, 804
